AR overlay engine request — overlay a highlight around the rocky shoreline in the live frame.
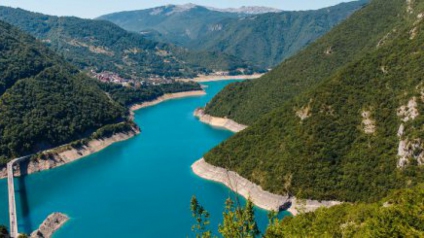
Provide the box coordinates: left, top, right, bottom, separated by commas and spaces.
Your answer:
0, 90, 208, 179
194, 108, 247, 133
130, 90, 206, 111
178, 73, 264, 83
30, 213, 69, 238
0, 128, 140, 179
192, 158, 341, 215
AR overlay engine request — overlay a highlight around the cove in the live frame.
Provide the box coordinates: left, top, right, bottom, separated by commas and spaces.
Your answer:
0, 80, 288, 237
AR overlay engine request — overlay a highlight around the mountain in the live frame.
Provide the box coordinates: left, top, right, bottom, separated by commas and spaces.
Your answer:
205, 0, 399, 125
266, 184, 424, 237
0, 20, 128, 165
98, 4, 242, 46
99, 2, 367, 68
205, 6, 282, 15
0, 7, 260, 80
191, 1, 368, 67
203, 0, 424, 204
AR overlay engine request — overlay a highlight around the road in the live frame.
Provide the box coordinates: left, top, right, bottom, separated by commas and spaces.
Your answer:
7, 156, 30, 238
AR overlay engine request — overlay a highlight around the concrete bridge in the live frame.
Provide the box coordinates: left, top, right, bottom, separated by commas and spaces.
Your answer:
7, 156, 30, 238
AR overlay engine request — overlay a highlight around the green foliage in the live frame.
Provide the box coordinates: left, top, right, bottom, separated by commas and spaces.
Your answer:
99, 2, 366, 68
98, 5, 241, 46
0, 225, 8, 238
0, 20, 126, 165
265, 184, 424, 237
204, 0, 424, 203
191, 196, 212, 238
205, 0, 406, 125
190, 185, 424, 237
98, 81, 201, 107
191, 1, 367, 68
91, 122, 136, 139
190, 198, 260, 238
218, 199, 260, 238
0, 7, 261, 79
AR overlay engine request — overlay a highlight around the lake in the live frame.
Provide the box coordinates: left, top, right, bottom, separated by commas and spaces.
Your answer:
0, 80, 288, 237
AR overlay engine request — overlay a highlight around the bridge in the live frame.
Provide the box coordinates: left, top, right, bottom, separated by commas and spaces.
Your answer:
7, 156, 30, 238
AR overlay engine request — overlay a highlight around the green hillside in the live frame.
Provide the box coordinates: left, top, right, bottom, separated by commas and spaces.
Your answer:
204, 0, 424, 203
205, 0, 405, 125
98, 4, 242, 46
0, 20, 127, 165
191, 1, 367, 68
191, 184, 424, 237
0, 7, 260, 80
266, 184, 424, 237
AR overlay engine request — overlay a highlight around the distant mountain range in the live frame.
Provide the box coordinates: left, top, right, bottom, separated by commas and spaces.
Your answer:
205, 5, 282, 14
99, 1, 368, 67
0, 6, 261, 80
98, 4, 243, 46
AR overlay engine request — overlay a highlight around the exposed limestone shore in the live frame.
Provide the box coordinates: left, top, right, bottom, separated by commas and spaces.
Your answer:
194, 108, 247, 133
0, 128, 140, 179
178, 73, 264, 83
0, 90, 208, 179
192, 158, 342, 216
130, 90, 206, 111
30, 213, 69, 238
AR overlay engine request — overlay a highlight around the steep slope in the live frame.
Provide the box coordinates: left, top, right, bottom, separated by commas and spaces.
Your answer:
205, 0, 405, 125
0, 20, 127, 164
192, 1, 367, 67
204, 0, 424, 203
97, 4, 244, 46
266, 184, 424, 237
0, 7, 259, 80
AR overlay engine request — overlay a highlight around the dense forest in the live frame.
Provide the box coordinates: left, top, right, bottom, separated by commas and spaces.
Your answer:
204, 0, 424, 203
190, 1, 367, 68
205, 0, 405, 125
0, 7, 261, 80
0, 20, 129, 165
191, 184, 424, 237
99, 2, 366, 68
98, 4, 242, 46
98, 81, 201, 107
0, 19, 203, 166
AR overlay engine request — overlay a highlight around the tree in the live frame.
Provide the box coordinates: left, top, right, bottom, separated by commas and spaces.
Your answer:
191, 197, 261, 238
219, 199, 260, 238
190, 196, 212, 238
0, 225, 8, 238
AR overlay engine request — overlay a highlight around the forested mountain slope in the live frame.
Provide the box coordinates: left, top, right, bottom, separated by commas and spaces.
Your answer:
205, 0, 406, 125
0, 20, 127, 164
0, 7, 259, 79
191, 1, 367, 68
98, 4, 244, 46
265, 184, 424, 237
204, 0, 424, 203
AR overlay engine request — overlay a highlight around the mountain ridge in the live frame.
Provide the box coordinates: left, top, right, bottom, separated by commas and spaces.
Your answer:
0, 6, 260, 80
203, 0, 424, 204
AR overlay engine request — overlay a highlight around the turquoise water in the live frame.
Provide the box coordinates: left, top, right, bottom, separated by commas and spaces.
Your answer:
0, 81, 288, 237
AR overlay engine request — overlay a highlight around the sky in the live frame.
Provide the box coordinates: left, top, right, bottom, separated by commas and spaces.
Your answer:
0, 0, 355, 19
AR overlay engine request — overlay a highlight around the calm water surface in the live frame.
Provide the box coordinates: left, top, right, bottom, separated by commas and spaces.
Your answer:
0, 80, 288, 237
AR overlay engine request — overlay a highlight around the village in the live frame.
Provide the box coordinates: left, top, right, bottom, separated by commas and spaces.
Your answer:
88, 70, 176, 87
